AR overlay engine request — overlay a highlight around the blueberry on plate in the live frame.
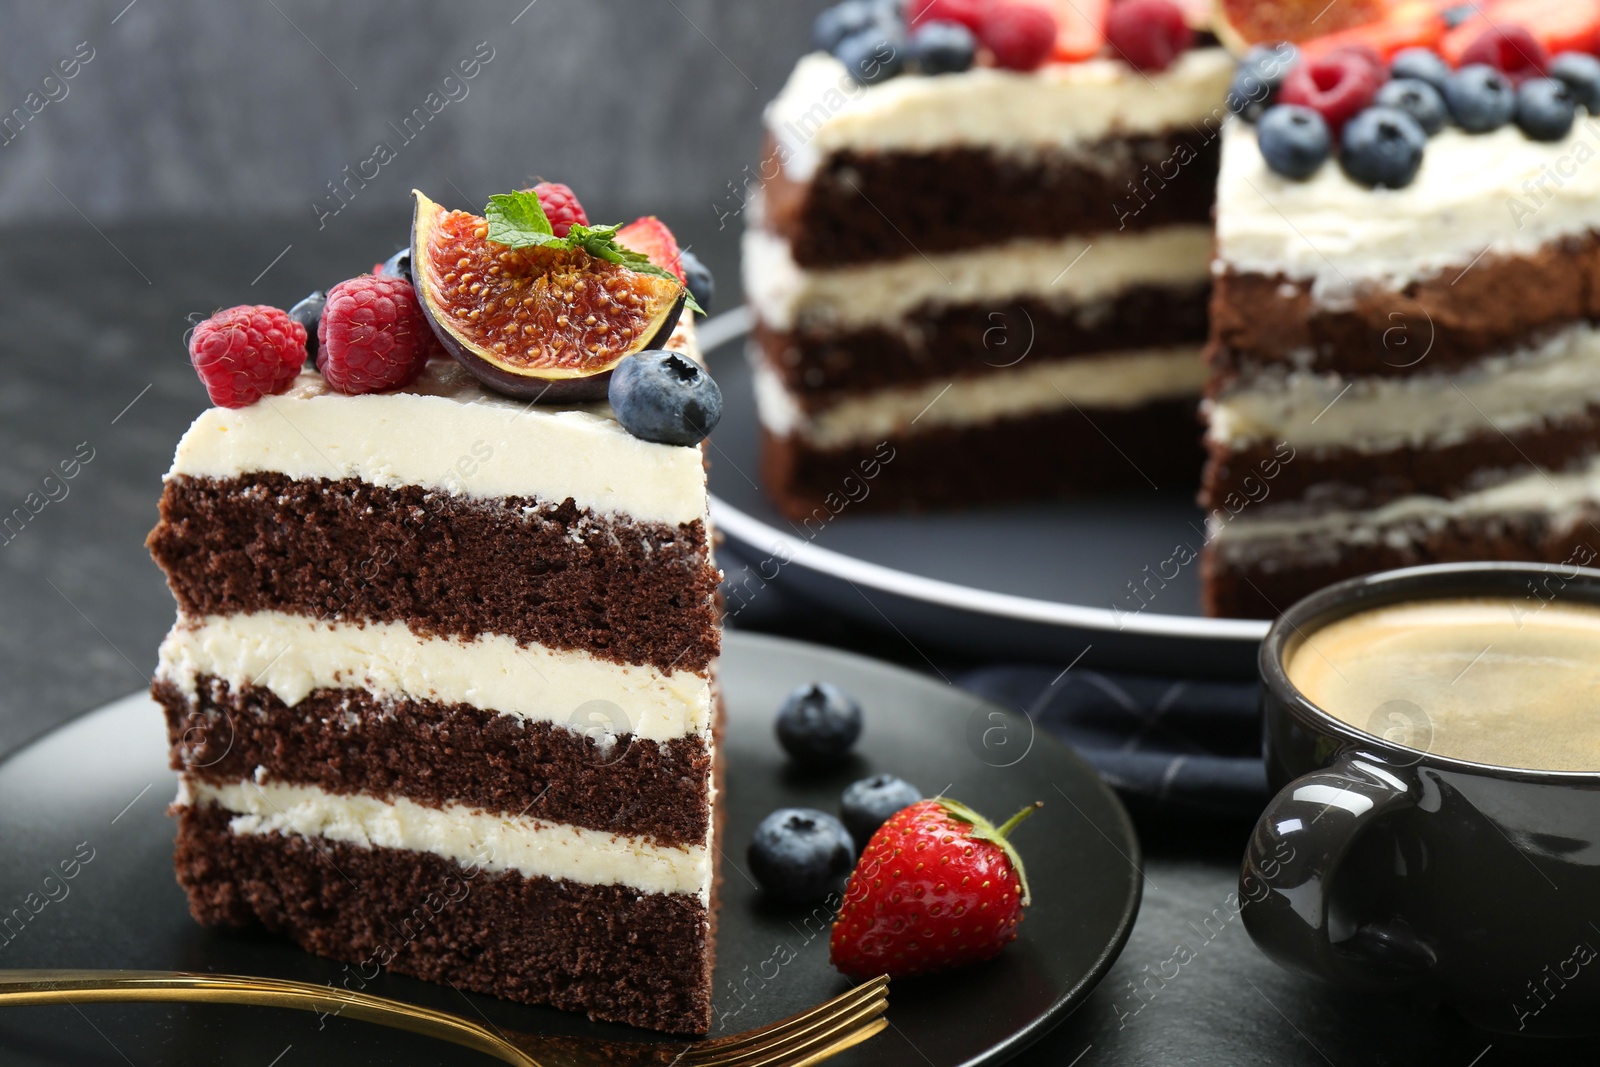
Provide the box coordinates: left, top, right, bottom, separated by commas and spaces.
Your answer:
840, 774, 922, 843
1444, 64, 1515, 133
1257, 104, 1331, 180
677, 249, 715, 315
1549, 52, 1600, 113
909, 19, 976, 75
287, 291, 325, 360
607, 350, 723, 446
775, 682, 863, 764
748, 808, 856, 903
378, 247, 412, 282
1388, 47, 1451, 92
1340, 106, 1427, 189
813, 0, 881, 52
1375, 77, 1447, 136
836, 27, 907, 85
1517, 77, 1577, 142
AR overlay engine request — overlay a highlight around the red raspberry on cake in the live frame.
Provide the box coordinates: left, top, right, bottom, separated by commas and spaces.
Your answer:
910, 0, 988, 30
1459, 25, 1549, 84
1279, 48, 1386, 132
189, 305, 306, 409
316, 274, 439, 395
530, 181, 588, 237
980, 2, 1057, 71
1105, 0, 1193, 72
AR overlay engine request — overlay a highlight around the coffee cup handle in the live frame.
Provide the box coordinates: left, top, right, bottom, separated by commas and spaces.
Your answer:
1240, 750, 1432, 989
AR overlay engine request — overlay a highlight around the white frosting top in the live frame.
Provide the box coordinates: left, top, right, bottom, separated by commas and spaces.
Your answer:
168, 322, 708, 527
765, 48, 1235, 181
1216, 115, 1600, 297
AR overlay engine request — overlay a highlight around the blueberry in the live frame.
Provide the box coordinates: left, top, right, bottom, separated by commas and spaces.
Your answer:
1388, 47, 1451, 92
1441, 3, 1474, 27
775, 682, 863, 764
1257, 104, 1331, 180
1517, 77, 1577, 142
747, 808, 855, 903
1549, 52, 1600, 113
287, 291, 325, 360
377, 247, 412, 282
840, 775, 921, 843
1444, 64, 1515, 133
607, 350, 723, 446
908, 20, 975, 75
835, 28, 907, 85
813, 1, 880, 52
1375, 78, 1447, 135
677, 249, 715, 315
1340, 106, 1427, 189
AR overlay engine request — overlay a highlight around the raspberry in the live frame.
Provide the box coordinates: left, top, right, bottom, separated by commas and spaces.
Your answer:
979, 2, 1056, 71
1460, 25, 1548, 84
1279, 49, 1386, 133
531, 181, 588, 238
316, 275, 439, 395
1105, 0, 1193, 72
909, 0, 988, 30
189, 305, 306, 409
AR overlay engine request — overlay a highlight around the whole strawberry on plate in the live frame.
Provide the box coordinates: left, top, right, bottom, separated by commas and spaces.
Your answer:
831, 797, 1041, 980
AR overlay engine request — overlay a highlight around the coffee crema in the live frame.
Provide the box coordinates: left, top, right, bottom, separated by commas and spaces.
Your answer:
1283, 597, 1600, 772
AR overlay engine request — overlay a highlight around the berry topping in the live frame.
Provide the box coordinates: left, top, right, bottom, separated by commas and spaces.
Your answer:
836, 25, 909, 84
749, 808, 856, 903
677, 248, 715, 315
1340, 105, 1426, 188
1458, 24, 1548, 84
978, 2, 1057, 72
908, 19, 978, 74
840, 774, 923, 844
377, 247, 412, 282
607, 349, 723, 446
1550, 51, 1600, 112
1229, 42, 1298, 122
529, 181, 587, 238
1214, 0, 1384, 54
817, 0, 893, 50
830, 798, 1041, 980
1517, 76, 1577, 141
316, 274, 438, 395
1105, 0, 1192, 73
1389, 46, 1451, 91
1444, 64, 1516, 132
615, 216, 685, 283
775, 682, 863, 765
286, 291, 325, 360
1279, 49, 1385, 133
1375, 77, 1447, 135
1257, 104, 1332, 180
189, 305, 307, 409
908, 0, 986, 30
1441, 3, 1474, 29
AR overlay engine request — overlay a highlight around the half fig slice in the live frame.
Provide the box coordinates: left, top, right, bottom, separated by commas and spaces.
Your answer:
411, 190, 686, 401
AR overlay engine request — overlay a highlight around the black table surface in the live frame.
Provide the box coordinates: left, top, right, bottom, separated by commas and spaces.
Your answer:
1, 213, 1588, 1066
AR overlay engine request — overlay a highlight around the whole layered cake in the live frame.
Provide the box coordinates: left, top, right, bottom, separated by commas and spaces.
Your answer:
746, 0, 1231, 516
148, 185, 727, 1032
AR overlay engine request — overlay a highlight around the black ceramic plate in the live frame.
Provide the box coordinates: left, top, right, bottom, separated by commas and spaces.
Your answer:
699, 310, 1266, 678
0, 630, 1139, 1067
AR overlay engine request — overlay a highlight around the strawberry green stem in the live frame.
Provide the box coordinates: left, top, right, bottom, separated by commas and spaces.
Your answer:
994, 801, 1043, 841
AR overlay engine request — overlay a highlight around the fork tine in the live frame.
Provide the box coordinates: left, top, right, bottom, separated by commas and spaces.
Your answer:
691, 997, 889, 1067
690, 976, 889, 1057
768, 1017, 889, 1067
685, 978, 889, 1067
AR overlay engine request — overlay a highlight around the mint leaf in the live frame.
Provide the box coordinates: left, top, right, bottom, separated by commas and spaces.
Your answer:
485, 191, 559, 249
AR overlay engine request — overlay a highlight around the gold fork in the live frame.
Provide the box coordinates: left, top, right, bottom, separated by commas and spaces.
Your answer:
0, 970, 889, 1067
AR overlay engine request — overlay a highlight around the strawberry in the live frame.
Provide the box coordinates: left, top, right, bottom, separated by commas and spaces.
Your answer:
616, 216, 686, 283
830, 797, 1040, 980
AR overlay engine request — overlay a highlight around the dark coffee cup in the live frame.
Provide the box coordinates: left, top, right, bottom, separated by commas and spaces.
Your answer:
1241, 562, 1600, 1036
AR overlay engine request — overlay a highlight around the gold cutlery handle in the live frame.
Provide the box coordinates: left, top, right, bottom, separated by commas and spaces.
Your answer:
0, 969, 533, 1066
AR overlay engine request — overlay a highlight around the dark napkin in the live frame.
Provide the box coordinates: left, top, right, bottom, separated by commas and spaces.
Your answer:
954, 664, 1269, 820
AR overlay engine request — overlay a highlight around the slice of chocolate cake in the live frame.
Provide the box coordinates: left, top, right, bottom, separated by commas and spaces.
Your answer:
149, 189, 723, 1033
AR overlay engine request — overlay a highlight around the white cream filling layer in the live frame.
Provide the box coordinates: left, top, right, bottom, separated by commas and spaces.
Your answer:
743, 224, 1213, 334
182, 776, 712, 903
167, 318, 707, 528
1207, 320, 1600, 451
755, 345, 1204, 449
157, 611, 712, 743
1216, 116, 1600, 298
1210, 453, 1600, 552
766, 48, 1234, 182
